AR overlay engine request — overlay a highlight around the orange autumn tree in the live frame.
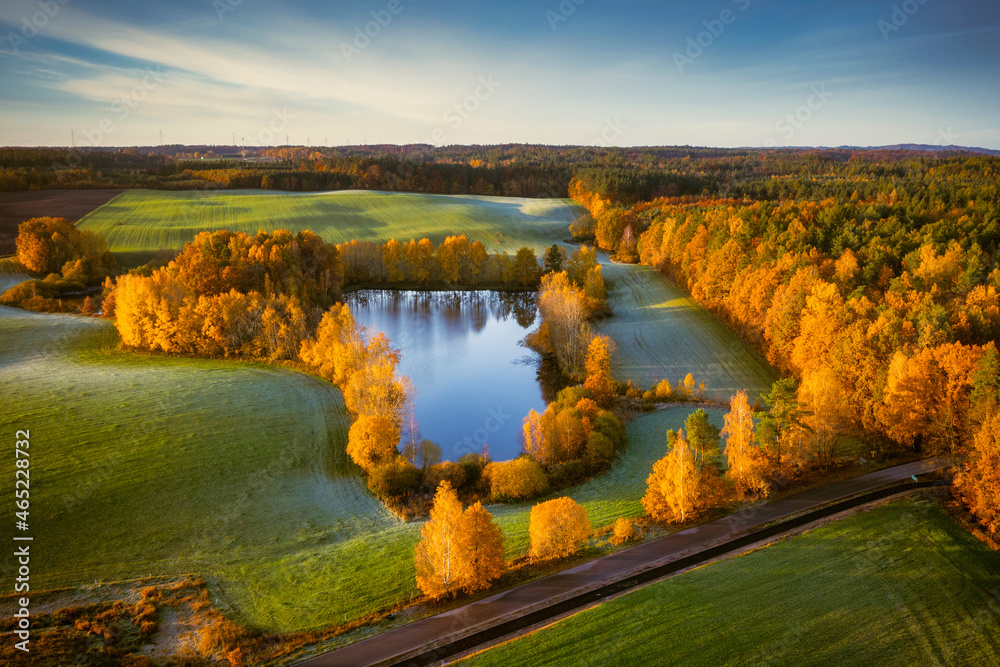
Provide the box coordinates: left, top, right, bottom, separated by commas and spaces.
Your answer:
415, 482, 465, 597
954, 413, 1000, 536
723, 390, 771, 497
346, 415, 400, 473
456, 502, 506, 592
529, 497, 591, 561
583, 335, 616, 406
642, 429, 700, 523
415, 482, 506, 597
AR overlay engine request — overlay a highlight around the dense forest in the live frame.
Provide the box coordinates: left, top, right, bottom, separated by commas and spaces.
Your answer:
569, 160, 1000, 536
3, 146, 998, 206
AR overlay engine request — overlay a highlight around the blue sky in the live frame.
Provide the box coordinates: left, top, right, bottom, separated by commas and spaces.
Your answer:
1, 0, 998, 148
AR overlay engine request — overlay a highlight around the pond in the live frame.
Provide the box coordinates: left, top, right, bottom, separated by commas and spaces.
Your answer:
344, 290, 569, 462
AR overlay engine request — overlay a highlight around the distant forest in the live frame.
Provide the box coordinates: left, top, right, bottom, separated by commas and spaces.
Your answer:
1, 145, 998, 210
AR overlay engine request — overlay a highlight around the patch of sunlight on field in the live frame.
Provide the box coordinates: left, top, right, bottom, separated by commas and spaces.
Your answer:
76, 189, 585, 265
596, 262, 778, 401
461, 497, 1000, 667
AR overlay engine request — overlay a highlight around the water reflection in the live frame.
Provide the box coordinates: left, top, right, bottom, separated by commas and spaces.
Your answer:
344, 290, 570, 462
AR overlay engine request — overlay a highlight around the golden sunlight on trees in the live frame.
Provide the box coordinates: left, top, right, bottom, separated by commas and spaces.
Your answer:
346, 415, 401, 473
338, 235, 538, 288
954, 413, 1000, 536
415, 483, 506, 597
521, 386, 623, 471
15, 217, 116, 279
642, 429, 699, 523
723, 391, 771, 497
529, 497, 591, 561
414, 482, 464, 597
584, 335, 616, 406
483, 457, 548, 501
456, 502, 506, 592
532, 271, 591, 375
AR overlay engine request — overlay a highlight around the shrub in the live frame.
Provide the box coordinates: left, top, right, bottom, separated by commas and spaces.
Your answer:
483, 457, 548, 501
585, 431, 615, 466
424, 461, 467, 491
610, 517, 638, 546
548, 460, 588, 488
529, 497, 591, 561
458, 452, 488, 489
368, 457, 421, 499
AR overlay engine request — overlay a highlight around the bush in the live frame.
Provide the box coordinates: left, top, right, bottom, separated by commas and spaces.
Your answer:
529, 497, 591, 561
610, 517, 638, 546
593, 410, 624, 447
458, 452, 488, 489
368, 457, 421, 499
585, 431, 615, 467
424, 461, 466, 491
484, 457, 548, 501
548, 460, 588, 488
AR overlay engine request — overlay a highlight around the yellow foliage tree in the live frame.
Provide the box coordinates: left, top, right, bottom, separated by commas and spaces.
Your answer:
584, 335, 615, 406
346, 415, 400, 472
414, 482, 464, 597
415, 484, 506, 597
456, 502, 506, 592
529, 497, 591, 561
723, 390, 771, 497
954, 413, 1000, 535
642, 429, 700, 523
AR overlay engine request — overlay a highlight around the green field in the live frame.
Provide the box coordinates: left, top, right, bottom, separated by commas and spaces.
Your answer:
596, 263, 778, 401
75, 189, 778, 400
0, 283, 722, 631
75, 189, 582, 263
3, 190, 777, 633
462, 496, 1000, 667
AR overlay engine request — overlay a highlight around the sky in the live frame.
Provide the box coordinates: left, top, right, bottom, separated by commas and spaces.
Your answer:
1, 0, 998, 149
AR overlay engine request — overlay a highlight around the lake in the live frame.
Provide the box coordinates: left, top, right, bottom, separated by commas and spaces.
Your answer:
344, 290, 568, 462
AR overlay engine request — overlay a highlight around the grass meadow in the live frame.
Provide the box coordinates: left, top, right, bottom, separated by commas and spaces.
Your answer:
75, 189, 582, 264
462, 496, 1000, 667
2, 190, 791, 634
596, 262, 778, 401
0, 284, 722, 631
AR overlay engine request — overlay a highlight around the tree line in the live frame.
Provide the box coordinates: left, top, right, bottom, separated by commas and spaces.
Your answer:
338, 235, 541, 289
570, 188, 999, 535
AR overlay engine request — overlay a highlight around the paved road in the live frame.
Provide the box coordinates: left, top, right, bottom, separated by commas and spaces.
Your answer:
299, 457, 951, 667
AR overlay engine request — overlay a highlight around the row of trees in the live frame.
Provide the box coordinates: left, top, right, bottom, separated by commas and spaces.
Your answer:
643, 393, 776, 524
338, 235, 541, 288
108, 230, 342, 358
414, 482, 592, 598
564, 189, 998, 533
526, 245, 609, 377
